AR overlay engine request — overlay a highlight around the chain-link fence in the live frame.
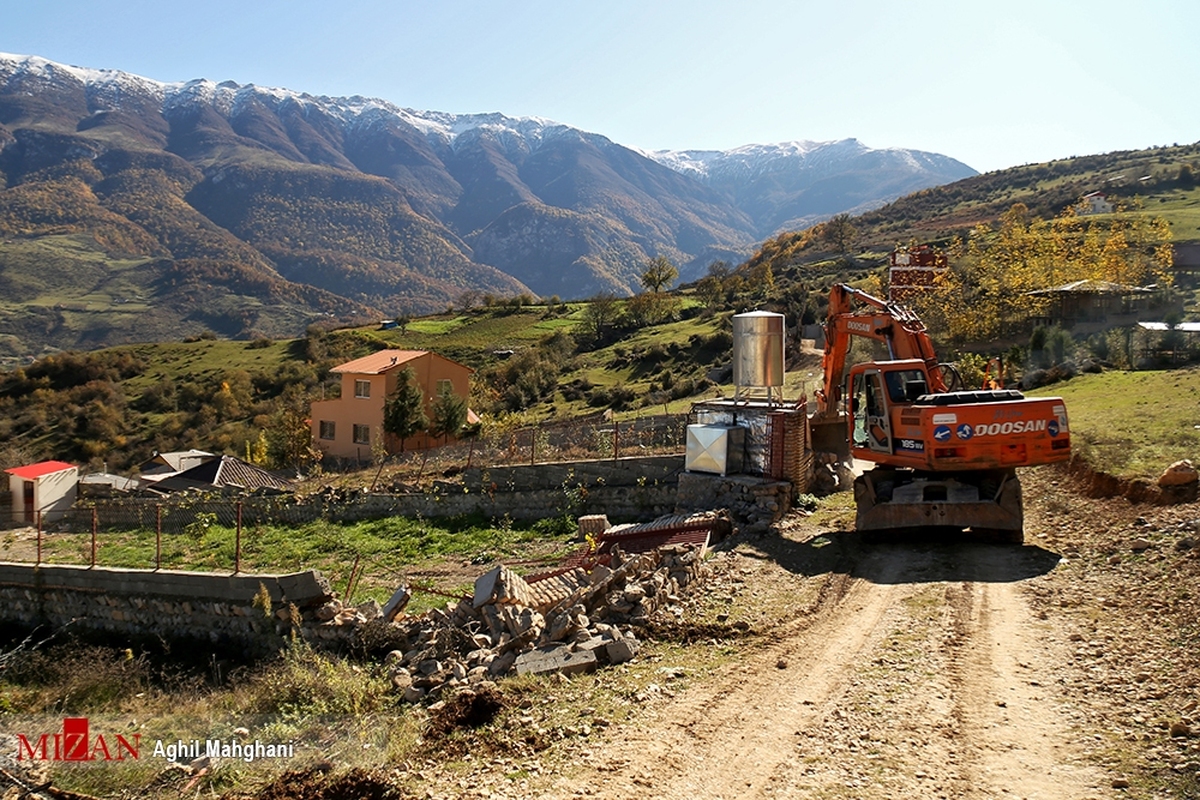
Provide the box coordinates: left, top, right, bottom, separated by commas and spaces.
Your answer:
340, 412, 688, 479
0, 413, 689, 577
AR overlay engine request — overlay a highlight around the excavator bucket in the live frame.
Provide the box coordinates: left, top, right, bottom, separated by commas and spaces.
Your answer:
852, 467, 1024, 544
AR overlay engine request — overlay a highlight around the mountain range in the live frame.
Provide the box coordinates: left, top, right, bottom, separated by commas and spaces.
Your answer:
0, 53, 976, 356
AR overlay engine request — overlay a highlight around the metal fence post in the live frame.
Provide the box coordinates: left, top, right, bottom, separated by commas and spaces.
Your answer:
91, 507, 98, 567
36, 510, 42, 565
530, 426, 537, 465
613, 421, 619, 460
344, 553, 361, 603
235, 501, 243, 574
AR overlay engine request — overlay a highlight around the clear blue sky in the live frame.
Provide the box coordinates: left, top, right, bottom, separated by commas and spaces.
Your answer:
3, 0, 1196, 173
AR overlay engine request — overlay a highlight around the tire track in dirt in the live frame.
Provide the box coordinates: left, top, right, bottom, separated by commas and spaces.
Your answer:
536, 542, 1117, 800
947, 554, 1112, 799
539, 548, 924, 800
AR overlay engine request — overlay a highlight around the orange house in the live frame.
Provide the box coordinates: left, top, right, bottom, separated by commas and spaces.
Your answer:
310, 350, 474, 461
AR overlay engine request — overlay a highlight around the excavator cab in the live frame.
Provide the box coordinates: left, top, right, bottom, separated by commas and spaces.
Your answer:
846, 360, 933, 465
849, 369, 893, 455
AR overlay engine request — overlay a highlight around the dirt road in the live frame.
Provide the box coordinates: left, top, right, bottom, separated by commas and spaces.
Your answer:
541, 540, 1114, 800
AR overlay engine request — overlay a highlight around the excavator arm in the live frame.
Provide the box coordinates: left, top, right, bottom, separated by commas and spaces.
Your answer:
815, 284, 947, 415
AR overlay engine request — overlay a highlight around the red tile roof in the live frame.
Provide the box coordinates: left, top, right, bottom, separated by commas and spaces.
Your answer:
5, 460, 76, 480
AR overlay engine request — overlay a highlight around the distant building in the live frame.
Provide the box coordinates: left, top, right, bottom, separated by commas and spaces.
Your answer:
1079, 191, 1112, 215
1025, 279, 1156, 327
79, 472, 140, 497
310, 350, 475, 461
4, 460, 77, 524
148, 455, 292, 494
137, 450, 217, 489
888, 245, 948, 302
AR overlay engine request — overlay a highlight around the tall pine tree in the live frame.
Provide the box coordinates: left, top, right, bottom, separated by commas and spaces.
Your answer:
383, 367, 428, 452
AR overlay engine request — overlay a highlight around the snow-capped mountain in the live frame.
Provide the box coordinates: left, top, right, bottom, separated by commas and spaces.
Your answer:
0, 52, 975, 353
645, 139, 976, 232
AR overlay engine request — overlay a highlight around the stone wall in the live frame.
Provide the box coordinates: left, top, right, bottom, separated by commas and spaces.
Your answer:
458, 456, 683, 493
675, 472, 792, 535
58, 456, 684, 535
0, 562, 336, 656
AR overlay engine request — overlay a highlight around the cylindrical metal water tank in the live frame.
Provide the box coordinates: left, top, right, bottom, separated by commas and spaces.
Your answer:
732, 311, 785, 389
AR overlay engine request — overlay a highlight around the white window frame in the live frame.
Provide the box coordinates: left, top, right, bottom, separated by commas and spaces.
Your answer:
352, 424, 370, 445
354, 379, 371, 398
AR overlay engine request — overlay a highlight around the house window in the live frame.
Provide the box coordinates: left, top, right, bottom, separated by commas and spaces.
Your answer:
352, 425, 370, 445
354, 379, 371, 398
436, 379, 453, 396
319, 421, 336, 440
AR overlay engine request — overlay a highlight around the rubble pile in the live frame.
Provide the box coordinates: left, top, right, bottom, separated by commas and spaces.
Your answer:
315, 543, 711, 702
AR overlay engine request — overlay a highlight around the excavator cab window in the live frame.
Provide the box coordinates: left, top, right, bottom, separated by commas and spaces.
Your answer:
884, 368, 928, 404
849, 368, 894, 455
851, 373, 869, 447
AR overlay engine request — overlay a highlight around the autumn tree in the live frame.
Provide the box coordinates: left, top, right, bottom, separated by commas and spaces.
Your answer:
383, 367, 427, 452
577, 292, 621, 346
913, 202, 1173, 342
640, 256, 678, 293
267, 390, 321, 472
820, 214, 858, 254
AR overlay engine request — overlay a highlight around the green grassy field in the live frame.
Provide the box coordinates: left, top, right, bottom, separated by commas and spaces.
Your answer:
23, 513, 578, 615
1029, 365, 1200, 478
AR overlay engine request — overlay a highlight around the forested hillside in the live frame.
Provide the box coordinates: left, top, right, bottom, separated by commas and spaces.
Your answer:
0, 53, 972, 359
743, 142, 1199, 284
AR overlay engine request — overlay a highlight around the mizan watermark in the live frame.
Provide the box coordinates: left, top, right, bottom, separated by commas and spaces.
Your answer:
16, 718, 294, 764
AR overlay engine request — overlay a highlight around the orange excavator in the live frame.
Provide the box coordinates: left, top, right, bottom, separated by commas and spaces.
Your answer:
811, 284, 1071, 543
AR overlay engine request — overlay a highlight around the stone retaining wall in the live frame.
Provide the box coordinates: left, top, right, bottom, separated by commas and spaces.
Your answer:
59, 456, 684, 535
459, 456, 683, 493
675, 472, 792, 535
0, 562, 336, 656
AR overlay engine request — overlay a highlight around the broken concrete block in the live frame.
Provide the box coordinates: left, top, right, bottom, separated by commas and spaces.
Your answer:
514, 644, 598, 677
606, 636, 640, 665
576, 636, 613, 664
577, 514, 610, 539
588, 564, 613, 586
488, 651, 517, 676
315, 600, 341, 621
381, 587, 412, 623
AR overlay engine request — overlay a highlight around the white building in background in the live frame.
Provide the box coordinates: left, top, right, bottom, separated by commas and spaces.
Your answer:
4, 460, 77, 524
1079, 191, 1113, 215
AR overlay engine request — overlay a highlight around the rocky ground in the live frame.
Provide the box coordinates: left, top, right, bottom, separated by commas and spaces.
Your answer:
363, 464, 1200, 800
8, 463, 1199, 800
